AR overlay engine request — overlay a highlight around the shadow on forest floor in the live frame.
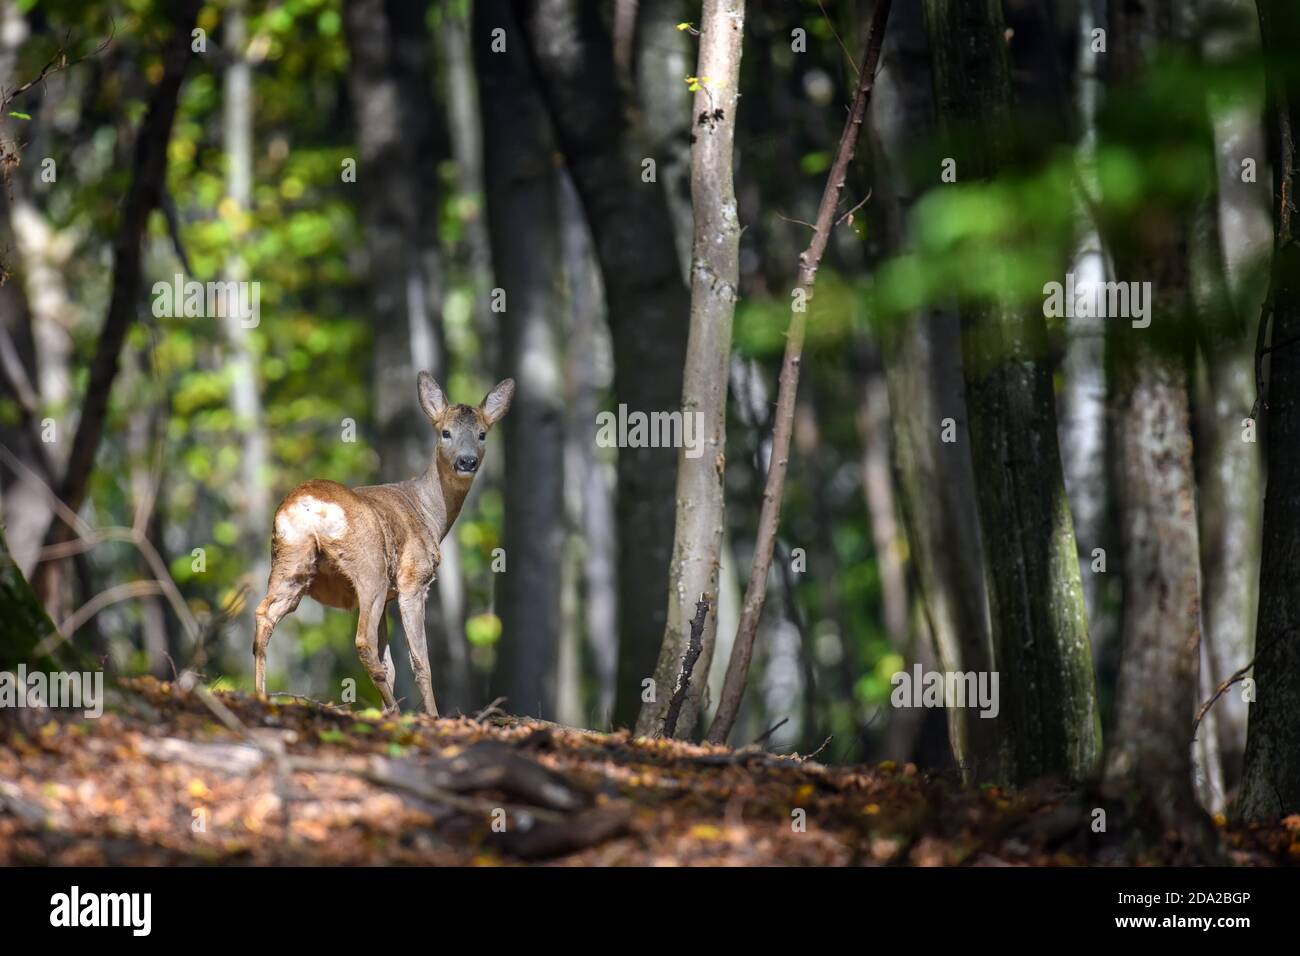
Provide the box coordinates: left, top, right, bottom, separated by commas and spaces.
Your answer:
0, 676, 1295, 866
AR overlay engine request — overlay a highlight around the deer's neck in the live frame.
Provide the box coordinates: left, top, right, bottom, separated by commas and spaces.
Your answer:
416, 458, 473, 541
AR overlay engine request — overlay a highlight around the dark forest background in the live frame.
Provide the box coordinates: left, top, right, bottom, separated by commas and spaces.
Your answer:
2, 0, 1299, 846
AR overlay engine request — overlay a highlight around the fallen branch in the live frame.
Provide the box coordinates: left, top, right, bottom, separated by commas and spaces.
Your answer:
707, 0, 893, 745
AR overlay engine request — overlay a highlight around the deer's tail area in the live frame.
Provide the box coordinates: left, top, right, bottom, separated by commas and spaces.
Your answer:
272, 494, 349, 556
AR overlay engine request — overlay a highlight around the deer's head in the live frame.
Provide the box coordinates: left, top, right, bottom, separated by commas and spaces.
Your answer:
417, 372, 514, 478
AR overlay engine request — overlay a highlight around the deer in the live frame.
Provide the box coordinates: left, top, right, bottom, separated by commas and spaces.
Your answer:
252, 372, 514, 717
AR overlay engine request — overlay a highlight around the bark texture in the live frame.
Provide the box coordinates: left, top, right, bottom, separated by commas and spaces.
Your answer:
514, 0, 691, 731
1195, 0, 1268, 795
1101, 0, 1212, 845
638, 0, 745, 739
475, 0, 566, 720
707, 0, 891, 746
1239, 0, 1300, 822
865, 0, 996, 778
924, 0, 1098, 784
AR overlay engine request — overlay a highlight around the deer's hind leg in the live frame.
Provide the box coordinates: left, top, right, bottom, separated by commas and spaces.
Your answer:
355, 588, 399, 713
253, 544, 316, 697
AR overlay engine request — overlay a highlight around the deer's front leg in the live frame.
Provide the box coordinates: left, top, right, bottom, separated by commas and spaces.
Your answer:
397, 586, 437, 717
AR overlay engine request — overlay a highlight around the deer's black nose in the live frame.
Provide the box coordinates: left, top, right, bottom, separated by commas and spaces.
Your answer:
455, 455, 479, 474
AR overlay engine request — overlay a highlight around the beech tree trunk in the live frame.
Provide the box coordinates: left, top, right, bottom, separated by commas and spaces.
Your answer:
1101, 0, 1214, 846
864, 0, 996, 779
635, 0, 745, 740
514, 0, 692, 731
923, 0, 1098, 785
1195, 0, 1268, 796
707, 0, 891, 747
475, 0, 566, 720
1239, 0, 1300, 823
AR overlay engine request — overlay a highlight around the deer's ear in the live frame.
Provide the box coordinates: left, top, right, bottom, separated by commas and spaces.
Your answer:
417, 372, 447, 421
481, 378, 515, 426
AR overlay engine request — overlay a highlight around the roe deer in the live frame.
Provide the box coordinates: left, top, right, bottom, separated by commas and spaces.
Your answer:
253, 373, 514, 716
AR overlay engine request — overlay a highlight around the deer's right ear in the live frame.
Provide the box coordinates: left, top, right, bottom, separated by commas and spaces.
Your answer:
417, 372, 447, 421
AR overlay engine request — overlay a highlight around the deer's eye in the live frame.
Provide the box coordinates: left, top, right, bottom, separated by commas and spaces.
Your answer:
442, 430, 451, 439
478, 432, 486, 441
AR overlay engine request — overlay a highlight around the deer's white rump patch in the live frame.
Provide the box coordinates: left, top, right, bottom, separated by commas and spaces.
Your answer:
275, 496, 349, 544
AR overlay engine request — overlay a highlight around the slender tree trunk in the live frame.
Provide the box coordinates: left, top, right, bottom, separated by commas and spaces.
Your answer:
514, 0, 691, 731
222, 0, 279, 678
634, 0, 745, 740
864, 0, 996, 779
708, 0, 891, 746
1058, 0, 1119, 690
475, 0, 566, 720
32, 0, 200, 611
1238, 0, 1300, 823
558, 170, 618, 728
1195, 0, 1268, 795
1189, 193, 1256, 808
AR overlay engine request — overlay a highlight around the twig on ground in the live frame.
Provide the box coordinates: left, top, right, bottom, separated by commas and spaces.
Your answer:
801, 736, 833, 762
474, 696, 508, 722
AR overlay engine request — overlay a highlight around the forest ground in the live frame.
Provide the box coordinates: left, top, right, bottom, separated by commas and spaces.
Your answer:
0, 676, 1296, 867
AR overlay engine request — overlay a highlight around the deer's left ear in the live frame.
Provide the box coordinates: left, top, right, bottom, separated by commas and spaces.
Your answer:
481, 378, 515, 426
417, 371, 447, 421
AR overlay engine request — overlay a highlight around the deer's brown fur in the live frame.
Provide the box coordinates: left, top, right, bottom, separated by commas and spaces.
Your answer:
253, 373, 514, 715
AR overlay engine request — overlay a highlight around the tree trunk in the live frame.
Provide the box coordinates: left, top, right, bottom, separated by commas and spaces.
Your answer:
708, 0, 891, 747
635, 0, 745, 740
343, 0, 472, 711
0, 527, 58, 671
924, 0, 1098, 784
1238, 0, 1300, 823
513, 0, 692, 732
558, 170, 619, 728
475, 0, 566, 720
223, 0, 278, 679
32, 0, 201, 612
634, 0, 694, 278
1101, 0, 1213, 846
864, 0, 996, 779
1195, 0, 1268, 796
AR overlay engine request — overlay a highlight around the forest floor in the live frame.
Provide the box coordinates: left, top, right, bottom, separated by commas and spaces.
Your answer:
0, 676, 1296, 866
